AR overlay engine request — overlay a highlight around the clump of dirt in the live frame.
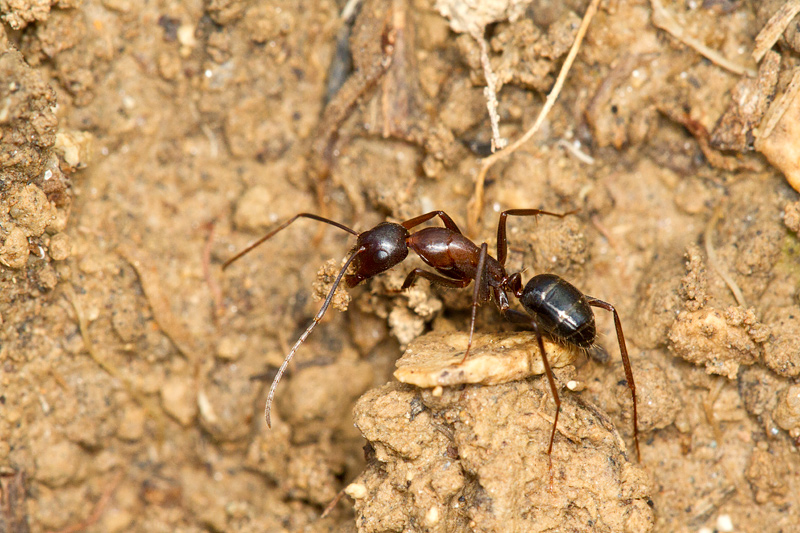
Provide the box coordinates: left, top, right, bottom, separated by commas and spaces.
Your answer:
0, 46, 70, 289
669, 305, 765, 379
349, 380, 652, 533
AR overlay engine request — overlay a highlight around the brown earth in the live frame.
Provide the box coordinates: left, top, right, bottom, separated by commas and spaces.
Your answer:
1, 0, 799, 532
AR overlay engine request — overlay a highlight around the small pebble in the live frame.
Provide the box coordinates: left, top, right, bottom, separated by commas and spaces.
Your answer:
716, 514, 734, 532
48, 232, 71, 261
345, 482, 368, 499
161, 377, 198, 426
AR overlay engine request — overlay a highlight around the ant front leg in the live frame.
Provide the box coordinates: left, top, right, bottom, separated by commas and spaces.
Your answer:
496, 209, 575, 266
400, 211, 462, 233
586, 297, 640, 462
395, 266, 481, 364
396, 269, 471, 292
264, 246, 365, 428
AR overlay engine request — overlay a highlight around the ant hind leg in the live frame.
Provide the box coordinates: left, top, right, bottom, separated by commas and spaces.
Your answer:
586, 296, 640, 462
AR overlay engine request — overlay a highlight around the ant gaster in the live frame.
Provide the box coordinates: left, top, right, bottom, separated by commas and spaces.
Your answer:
223, 210, 640, 461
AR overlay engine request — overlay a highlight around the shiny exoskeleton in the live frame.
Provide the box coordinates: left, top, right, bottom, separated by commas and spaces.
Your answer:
519, 274, 596, 347
223, 209, 640, 461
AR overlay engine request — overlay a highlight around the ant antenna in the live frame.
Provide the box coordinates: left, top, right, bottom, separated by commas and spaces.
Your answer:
265, 246, 366, 427
223, 213, 359, 270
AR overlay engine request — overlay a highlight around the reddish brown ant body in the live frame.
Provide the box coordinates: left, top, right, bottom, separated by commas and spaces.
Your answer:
224, 209, 640, 461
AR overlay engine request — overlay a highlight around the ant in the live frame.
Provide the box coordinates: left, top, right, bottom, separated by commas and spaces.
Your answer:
223, 209, 640, 461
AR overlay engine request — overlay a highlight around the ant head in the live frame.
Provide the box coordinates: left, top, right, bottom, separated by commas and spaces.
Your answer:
346, 222, 410, 287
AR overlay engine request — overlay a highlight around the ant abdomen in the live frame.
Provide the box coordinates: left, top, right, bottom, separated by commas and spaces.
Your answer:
519, 273, 596, 348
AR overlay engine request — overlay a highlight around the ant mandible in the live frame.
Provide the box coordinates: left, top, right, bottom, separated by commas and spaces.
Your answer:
223, 209, 640, 461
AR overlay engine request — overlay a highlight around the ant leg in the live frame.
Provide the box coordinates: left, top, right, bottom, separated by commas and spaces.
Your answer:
400, 211, 462, 234
586, 297, 640, 462
223, 213, 359, 270
397, 268, 470, 291
264, 246, 365, 427
500, 308, 561, 459
496, 208, 577, 266
459, 243, 489, 364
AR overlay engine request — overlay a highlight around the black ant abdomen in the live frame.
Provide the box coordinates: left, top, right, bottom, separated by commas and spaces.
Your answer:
518, 273, 596, 348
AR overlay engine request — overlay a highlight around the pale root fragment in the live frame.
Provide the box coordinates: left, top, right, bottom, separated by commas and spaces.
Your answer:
434, 0, 532, 36
433, 0, 536, 151
394, 331, 578, 388
755, 69, 800, 193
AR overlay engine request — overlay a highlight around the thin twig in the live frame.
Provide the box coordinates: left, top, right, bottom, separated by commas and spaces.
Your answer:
320, 487, 347, 519
703, 376, 725, 446
48, 470, 125, 533
704, 209, 746, 308
340, 0, 362, 20
65, 284, 166, 437
752, 0, 800, 63
65, 284, 124, 381
117, 243, 199, 364
557, 138, 595, 164
758, 67, 800, 140
650, 0, 756, 77
468, 0, 601, 235
475, 32, 507, 152
590, 214, 622, 259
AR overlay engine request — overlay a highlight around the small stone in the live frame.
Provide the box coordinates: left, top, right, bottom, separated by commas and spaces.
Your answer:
37, 264, 58, 290
0, 226, 30, 269
668, 308, 760, 379
716, 514, 734, 532
0, 440, 11, 461
103, 507, 134, 533
48, 232, 71, 261
312, 258, 351, 312
345, 482, 368, 499
773, 385, 800, 434
388, 306, 425, 346
160, 377, 197, 426
55, 130, 93, 169
233, 185, 274, 231
784, 201, 800, 234
117, 405, 146, 441
177, 23, 197, 48
34, 440, 85, 487
9, 183, 54, 235
216, 335, 244, 361
425, 506, 440, 526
